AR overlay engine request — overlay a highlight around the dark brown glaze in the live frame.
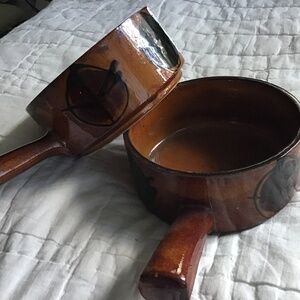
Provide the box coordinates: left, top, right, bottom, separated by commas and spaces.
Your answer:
0, 132, 68, 184
124, 77, 300, 300
27, 8, 183, 156
0, 8, 183, 183
64, 61, 129, 126
125, 77, 300, 231
140, 209, 213, 300
148, 120, 282, 173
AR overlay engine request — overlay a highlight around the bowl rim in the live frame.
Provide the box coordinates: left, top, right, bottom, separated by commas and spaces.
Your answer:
124, 76, 300, 177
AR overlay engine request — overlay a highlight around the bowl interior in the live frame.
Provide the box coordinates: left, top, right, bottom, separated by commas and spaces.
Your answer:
128, 78, 300, 173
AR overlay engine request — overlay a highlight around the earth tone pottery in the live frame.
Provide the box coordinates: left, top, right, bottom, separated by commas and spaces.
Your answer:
124, 77, 300, 300
0, 7, 183, 183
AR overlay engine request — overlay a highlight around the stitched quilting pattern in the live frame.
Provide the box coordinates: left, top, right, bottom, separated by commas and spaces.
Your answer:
0, 0, 299, 299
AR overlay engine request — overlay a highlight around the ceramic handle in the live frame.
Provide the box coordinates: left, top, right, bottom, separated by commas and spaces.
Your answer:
139, 209, 214, 300
0, 132, 69, 184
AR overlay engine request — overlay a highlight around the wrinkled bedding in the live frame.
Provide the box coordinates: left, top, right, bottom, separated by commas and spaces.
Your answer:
0, 0, 299, 299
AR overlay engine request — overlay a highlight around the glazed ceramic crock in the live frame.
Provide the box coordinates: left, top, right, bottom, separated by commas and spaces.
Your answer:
124, 77, 300, 300
0, 7, 183, 183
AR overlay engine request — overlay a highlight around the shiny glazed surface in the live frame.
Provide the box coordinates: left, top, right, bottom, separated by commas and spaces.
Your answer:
125, 77, 300, 299
0, 7, 183, 184
149, 119, 282, 173
126, 77, 300, 232
27, 7, 183, 155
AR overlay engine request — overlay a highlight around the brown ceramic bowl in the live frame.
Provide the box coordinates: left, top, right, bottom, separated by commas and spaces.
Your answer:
124, 77, 300, 300
0, 7, 183, 183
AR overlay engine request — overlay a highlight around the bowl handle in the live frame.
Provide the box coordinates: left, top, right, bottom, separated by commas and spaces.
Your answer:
139, 208, 213, 300
0, 132, 69, 184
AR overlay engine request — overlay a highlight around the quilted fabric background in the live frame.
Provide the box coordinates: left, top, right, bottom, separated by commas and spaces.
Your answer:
0, 0, 299, 299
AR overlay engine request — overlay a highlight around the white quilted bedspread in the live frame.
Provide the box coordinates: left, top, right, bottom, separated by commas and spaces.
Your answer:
0, 0, 300, 299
